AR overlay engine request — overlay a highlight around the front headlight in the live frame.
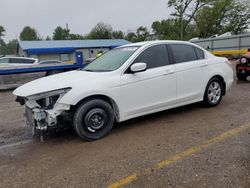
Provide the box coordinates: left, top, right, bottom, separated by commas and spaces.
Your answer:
27, 88, 71, 100
27, 87, 71, 109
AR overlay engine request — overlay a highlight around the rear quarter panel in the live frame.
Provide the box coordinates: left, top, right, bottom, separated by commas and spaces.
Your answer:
205, 57, 234, 92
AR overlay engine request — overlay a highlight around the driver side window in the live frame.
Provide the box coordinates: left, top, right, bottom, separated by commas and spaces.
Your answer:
134, 44, 170, 69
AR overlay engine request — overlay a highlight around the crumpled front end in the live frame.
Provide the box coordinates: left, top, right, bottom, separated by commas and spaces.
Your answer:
15, 88, 71, 134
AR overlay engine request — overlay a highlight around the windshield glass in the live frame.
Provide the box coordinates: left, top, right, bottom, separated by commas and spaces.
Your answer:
83, 46, 139, 72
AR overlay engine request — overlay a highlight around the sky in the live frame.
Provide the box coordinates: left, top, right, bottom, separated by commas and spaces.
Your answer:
0, 0, 172, 41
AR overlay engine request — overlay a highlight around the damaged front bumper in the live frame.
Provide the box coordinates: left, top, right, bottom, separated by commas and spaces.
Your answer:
25, 103, 70, 133
16, 88, 71, 134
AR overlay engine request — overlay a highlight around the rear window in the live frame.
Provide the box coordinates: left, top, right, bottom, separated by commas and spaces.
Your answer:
169, 44, 197, 63
194, 47, 205, 60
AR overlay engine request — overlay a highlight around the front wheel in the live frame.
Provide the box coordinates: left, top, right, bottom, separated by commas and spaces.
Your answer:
73, 99, 114, 141
203, 78, 223, 107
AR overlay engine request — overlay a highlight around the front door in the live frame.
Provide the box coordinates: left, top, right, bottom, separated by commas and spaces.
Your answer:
118, 44, 177, 120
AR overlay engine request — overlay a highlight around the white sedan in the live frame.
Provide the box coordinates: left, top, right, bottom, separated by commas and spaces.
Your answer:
13, 41, 234, 141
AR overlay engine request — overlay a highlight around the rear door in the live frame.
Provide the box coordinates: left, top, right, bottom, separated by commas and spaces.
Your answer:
169, 44, 208, 104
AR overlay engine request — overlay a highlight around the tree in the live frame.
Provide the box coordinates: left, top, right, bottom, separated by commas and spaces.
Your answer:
112, 31, 124, 39
152, 18, 198, 40
0, 25, 6, 48
20, 26, 40, 41
222, 0, 250, 34
0, 25, 5, 39
152, 19, 180, 40
69, 33, 85, 40
45, 36, 52, 40
195, 0, 250, 38
53, 26, 70, 40
125, 26, 150, 42
125, 32, 137, 42
87, 22, 113, 39
135, 26, 150, 41
168, 0, 213, 39
0, 39, 17, 55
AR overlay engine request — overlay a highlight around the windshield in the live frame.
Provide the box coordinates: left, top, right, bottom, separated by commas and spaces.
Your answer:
83, 46, 139, 72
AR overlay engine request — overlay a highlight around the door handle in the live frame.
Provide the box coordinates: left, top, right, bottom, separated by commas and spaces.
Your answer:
200, 62, 208, 67
163, 69, 175, 75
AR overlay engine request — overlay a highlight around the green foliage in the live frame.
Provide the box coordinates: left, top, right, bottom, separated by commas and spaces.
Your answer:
19, 26, 40, 41
86, 23, 127, 40
125, 32, 137, 42
69, 33, 85, 40
125, 26, 150, 42
53, 26, 70, 40
152, 0, 250, 40
152, 19, 199, 40
0, 39, 18, 55
195, 0, 250, 38
167, 0, 213, 39
152, 19, 180, 40
0, 25, 6, 48
221, 0, 250, 34
45, 36, 52, 40
87, 22, 113, 39
112, 31, 124, 39
0, 25, 5, 38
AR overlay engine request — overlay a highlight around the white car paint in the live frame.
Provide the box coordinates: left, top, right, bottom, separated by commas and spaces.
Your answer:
13, 40, 234, 129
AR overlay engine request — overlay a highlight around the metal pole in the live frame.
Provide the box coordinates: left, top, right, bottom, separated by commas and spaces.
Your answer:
180, 1, 184, 40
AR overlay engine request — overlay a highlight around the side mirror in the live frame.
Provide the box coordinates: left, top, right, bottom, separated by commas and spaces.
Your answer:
130, 62, 147, 73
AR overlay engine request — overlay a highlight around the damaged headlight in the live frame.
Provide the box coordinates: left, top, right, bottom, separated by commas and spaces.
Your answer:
27, 87, 71, 109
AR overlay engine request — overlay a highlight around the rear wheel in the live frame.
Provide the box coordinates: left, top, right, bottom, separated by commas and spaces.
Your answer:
203, 78, 223, 107
73, 99, 114, 141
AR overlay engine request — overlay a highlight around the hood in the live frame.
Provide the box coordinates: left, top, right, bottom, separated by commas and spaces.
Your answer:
13, 70, 113, 97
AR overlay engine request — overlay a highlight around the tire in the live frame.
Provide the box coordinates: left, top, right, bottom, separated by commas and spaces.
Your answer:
237, 73, 247, 81
73, 99, 114, 141
203, 78, 223, 107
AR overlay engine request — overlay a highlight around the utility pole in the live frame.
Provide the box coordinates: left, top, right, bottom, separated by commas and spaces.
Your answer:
66, 23, 69, 40
180, 0, 184, 40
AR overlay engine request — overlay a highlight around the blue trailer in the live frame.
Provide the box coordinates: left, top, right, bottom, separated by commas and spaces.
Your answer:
0, 55, 85, 89
0, 51, 85, 75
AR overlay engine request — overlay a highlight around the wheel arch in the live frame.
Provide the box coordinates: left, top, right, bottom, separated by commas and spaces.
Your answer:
206, 75, 226, 96
73, 94, 120, 122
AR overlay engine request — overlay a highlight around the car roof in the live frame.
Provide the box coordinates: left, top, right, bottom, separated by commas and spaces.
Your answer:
121, 40, 201, 48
